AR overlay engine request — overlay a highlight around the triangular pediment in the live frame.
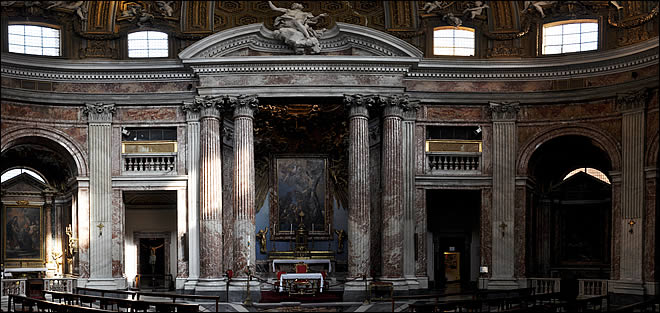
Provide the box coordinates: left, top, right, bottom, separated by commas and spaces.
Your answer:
1, 172, 49, 193
179, 22, 422, 59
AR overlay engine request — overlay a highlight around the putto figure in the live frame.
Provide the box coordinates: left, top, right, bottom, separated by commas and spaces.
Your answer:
268, 1, 328, 54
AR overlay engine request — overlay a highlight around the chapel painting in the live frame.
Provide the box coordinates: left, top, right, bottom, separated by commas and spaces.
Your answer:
3, 205, 43, 261
275, 157, 327, 233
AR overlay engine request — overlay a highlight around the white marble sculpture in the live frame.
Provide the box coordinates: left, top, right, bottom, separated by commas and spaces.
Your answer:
443, 12, 463, 27
268, 1, 328, 54
521, 1, 557, 18
155, 1, 174, 17
463, 1, 489, 20
45, 1, 87, 20
422, 1, 447, 14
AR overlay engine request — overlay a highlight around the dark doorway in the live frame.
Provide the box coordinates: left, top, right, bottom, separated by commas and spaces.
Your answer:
139, 238, 165, 276
427, 189, 481, 289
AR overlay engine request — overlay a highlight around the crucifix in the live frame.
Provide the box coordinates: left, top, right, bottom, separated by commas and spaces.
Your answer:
499, 222, 507, 238
628, 220, 636, 233
97, 223, 105, 236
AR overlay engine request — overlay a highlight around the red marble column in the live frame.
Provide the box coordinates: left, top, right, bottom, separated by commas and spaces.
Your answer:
381, 100, 404, 280
345, 95, 372, 279
229, 95, 258, 275
199, 101, 224, 279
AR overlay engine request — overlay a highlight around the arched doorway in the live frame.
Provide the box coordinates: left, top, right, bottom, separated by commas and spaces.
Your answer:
525, 135, 613, 281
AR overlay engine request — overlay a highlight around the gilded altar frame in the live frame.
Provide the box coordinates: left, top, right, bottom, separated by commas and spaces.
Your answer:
270, 155, 332, 240
2, 203, 45, 264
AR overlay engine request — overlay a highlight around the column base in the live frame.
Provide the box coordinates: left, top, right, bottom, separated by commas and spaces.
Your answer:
194, 278, 227, 295
83, 278, 127, 290
343, 277, 372, 302
609, 280, 645, 295
644, 282, 660, 296
416, 276, 429, 289
227, 277, 261, 303
484, 277, 521, 290
378, 277, 410, 294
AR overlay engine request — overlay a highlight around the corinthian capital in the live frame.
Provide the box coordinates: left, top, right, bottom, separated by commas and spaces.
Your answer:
83, 103, 115, 122
344, 94, 375, 118
616, 88, 648, 112
489, 101, 520, 121
225, 95, 259, 118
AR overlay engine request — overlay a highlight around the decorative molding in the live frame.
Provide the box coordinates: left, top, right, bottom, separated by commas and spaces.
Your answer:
83, 103, 115, 122
489, 102, 520, 121
616, 88, 649, 112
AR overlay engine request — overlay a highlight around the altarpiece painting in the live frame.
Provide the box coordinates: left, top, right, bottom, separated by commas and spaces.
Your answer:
271, 156, 331, 239
3, 204, 44, 262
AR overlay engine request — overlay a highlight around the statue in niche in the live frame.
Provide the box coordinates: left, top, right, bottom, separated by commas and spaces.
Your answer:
521, 1, 557, 18
463, 1, 489, 20
256, 227, 269, 254
268, 1, 328, 54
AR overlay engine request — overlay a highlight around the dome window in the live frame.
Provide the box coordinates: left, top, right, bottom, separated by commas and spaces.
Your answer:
543, 20, 598, 55
8, 24, 60, 56
128, 31, 169, 58
433, 26, 475, 56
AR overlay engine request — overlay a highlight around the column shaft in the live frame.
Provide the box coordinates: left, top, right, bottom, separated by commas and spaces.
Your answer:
491, 121, 516, 279
233, 105, 256, 274
185, 111, 201, 279
348, 104, 370, 278
381, 106, 403, 278
199, 113, 223, 278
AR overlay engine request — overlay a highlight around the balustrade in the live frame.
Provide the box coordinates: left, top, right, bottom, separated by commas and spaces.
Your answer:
427, 152, 481, 172
1, 279, 26, 297
528, 277, 561, 294
123, 154, 176, 173
43, 278, 75, 293
578, 279, 608, 297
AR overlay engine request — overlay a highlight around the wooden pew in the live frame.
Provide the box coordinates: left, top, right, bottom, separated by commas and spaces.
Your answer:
136, 290, 217, 312
44, 289, 200, 312
9, 294, 115, 312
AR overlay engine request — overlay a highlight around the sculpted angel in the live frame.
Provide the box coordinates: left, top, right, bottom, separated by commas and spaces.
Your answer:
268, 1, 328, 54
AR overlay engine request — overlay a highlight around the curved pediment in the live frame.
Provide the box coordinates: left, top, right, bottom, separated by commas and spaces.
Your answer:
178, 22, 422, 59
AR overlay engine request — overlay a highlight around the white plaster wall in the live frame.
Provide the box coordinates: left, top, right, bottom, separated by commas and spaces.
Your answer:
125, 208, 177, 287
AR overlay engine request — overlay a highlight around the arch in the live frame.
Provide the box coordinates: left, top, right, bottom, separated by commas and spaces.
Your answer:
517, 125, 621, 176
647, 131, 659, 167
1, 126, 88, 177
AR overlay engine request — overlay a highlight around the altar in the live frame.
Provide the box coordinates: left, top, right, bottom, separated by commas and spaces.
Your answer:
272, 259, 332, 273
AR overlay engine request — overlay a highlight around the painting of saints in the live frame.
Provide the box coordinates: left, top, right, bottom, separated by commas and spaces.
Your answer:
3, 205, 42, 260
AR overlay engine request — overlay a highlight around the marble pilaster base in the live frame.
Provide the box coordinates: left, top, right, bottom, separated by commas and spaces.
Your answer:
343, 278, 372, 302
227, 278, 261, 303
484, 277, 521, 290
175, 278, 187, 290
405, 275, 421, 290
81, 278, 127, 290
644, 282, 660, 295
378, 277, 409, 294
416, 276, 429, 289
183, 278, 198, 292
609, 280, 646, 295
195, 278, 227, 294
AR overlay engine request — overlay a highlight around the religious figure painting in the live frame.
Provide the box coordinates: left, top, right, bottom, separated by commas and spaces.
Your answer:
274, 156, 329, 237
3, 204, 43, 261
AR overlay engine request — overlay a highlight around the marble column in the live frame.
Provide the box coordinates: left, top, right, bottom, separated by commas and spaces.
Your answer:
176, 189, 188, 289
229, 95, 259, 275
613, 89, 647, 295
195, 96, 226, 291
380, 95, 410, 290
182, 102, 201, 291
342, 95, 373, 300
488, 102, 519, 289
83, 103, 117, 289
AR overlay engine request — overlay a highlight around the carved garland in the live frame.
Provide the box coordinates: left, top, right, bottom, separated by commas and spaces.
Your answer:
608, 4, 659, 28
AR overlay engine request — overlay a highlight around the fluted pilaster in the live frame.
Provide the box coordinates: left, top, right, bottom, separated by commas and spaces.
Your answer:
197, 97, 224, 278
617, 89, 647, 284
402, 109, 417, 286
183, 102, 201, 281
489, 102, 518, 283
229, 95, 259, 275
344, 95, 372, 279
84, 103, 115, 280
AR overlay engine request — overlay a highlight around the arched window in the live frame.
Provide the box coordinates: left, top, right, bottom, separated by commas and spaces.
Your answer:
127, 31, 168, 58
542, 20, 598, 55
564, 167, 610, 184
1, 167, 47, 184
433, 26, 475, 56
8, 24, 60, 56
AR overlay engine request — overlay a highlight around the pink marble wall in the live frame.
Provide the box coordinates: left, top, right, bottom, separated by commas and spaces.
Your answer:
78, 188, 90, 278
481, 125, 492, 175
583, 65, 658, 88
514, 186, 527, 278
415, 188, 427, 277
222, 145, 234, 272
51, 82, 192, 93
201, 74, 403, 88
405, 80, 553, 93
369, 143, 382, 277
415, 125, 425, 175
612, 182, 622, 280
481, 188, 492, 278
425, 106, 485, 121
644, 177, 657, 281
118, 107, 179, 121
1, 102, 80, 120
112, 189, 124, 278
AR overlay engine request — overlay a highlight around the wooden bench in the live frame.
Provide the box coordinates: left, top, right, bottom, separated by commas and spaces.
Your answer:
136, 290, 218, 312
9, 294, 115, 312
